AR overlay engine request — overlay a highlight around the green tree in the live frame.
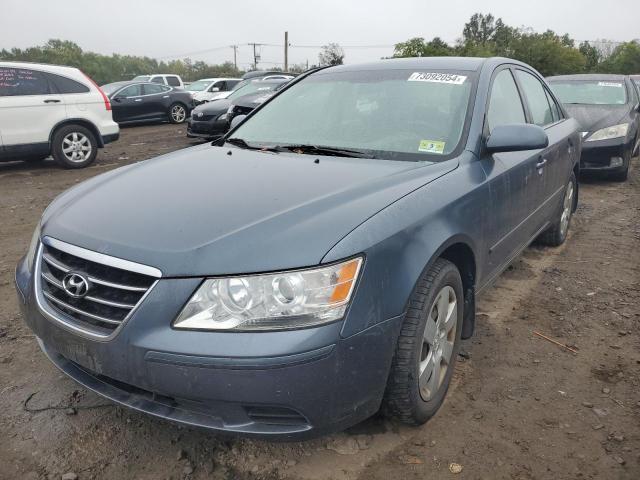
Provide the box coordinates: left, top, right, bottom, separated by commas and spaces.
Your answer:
318, 43, 345, 66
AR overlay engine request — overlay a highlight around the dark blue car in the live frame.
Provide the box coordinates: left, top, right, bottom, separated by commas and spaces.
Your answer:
15, 57, 580, 439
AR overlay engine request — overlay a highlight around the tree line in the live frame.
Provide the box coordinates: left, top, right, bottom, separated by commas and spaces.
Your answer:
393, 13, 640, 76
1, 13, 638, 85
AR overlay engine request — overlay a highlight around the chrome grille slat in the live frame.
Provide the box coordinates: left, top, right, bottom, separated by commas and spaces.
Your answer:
41, 272, 136, 309
37, 239, 158, 337
43, 252, 147, 292
43, 291, 123, 325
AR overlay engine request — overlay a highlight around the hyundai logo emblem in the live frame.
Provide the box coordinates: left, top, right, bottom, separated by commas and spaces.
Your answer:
62, 272, 90, 298
197, 112, 203, 117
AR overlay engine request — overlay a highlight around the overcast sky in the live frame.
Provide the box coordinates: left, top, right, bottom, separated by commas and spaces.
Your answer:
2, 0, 639, 69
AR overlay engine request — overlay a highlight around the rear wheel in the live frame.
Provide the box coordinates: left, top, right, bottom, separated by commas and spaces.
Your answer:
169, 103, 187, 124
51, 125, 97, 169
383, 258, 463, 424
538, 172, 576, 247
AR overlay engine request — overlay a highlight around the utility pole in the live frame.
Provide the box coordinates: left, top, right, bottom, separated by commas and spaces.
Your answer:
230, 45, 238, 70
284, 31, 289, 72
247, 43, 263, 71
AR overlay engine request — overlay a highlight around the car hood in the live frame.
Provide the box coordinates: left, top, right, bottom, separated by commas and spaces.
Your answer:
233, 91, 275, 108
562, 104, 630, 133
193, 98, 231, 116
42, 145, 457, 277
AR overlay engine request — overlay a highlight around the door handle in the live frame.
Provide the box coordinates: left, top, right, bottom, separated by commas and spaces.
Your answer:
536, 158, 548, 169
43, 99, 61, 103
162, 95, 170, 98
134, 98, 143, 102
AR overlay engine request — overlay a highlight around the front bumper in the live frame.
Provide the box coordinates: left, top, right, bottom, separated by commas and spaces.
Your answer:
579, 137, 630, 172
187, 116, 228, 139
15, 256, 402, 439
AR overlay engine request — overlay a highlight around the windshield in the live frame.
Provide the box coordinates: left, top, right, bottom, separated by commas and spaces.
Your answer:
549, 80, 627, 105
187, 80, 212, 91
132, 75, 150, 82
231, 69, 474, 160
228, 81, 279, 100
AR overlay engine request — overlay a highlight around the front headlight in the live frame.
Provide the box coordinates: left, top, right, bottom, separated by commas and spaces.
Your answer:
586, 123, 629, 142
25, 223, 42, 272
173, 257, 363, 331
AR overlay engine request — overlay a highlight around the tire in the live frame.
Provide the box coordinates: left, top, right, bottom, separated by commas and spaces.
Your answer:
383, 258, 464, 425
51, 125, 97, 169
538, 172, 576, 247
169, 103, 187, 124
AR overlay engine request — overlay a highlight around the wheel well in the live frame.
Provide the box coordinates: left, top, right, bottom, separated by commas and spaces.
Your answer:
439, 242, 476, 339
50, 120, 103, 148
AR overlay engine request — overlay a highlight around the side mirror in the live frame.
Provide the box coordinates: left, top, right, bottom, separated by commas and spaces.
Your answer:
209, 87, 220, 92
486, 124, 549, 153
113, 97, 123, 103
230, 114, 247, 129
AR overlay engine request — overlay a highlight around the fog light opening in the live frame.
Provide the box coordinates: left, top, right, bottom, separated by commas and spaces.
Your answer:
610, 157, 623, 168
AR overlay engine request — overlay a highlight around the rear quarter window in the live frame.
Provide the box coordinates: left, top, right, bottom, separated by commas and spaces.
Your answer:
0, 67, 51, 96
46, 72, 90, 94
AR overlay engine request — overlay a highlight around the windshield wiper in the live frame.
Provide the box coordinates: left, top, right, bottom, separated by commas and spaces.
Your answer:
274, 144, 374, 158
225, 138, 281, 153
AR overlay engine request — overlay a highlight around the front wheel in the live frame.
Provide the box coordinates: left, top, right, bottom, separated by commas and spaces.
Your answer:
538, 172, 576, 247
51, 125, 97, 169
383, 258, 464, 425
169, 103, 187, 124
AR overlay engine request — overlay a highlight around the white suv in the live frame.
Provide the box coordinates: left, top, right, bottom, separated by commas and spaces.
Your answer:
0, 62, 120, 168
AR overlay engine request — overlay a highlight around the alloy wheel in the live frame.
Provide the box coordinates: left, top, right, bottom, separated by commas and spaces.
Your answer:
419, 285, 457, 401
171, 105, 186, 123
62, 132, 92, 163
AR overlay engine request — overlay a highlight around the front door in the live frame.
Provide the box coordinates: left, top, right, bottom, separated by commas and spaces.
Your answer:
110, 84, 144, 123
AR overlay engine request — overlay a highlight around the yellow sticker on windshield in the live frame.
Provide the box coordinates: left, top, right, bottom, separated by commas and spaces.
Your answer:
418, 140, 445, 154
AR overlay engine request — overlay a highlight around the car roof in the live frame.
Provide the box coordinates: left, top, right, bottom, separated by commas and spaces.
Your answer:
194, 78, 242, 82
547, 73, 628, 82
0, 60, 80, 74
323, 57, 489, 73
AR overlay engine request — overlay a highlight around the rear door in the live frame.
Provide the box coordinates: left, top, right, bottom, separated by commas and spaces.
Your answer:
110, 84, 143, 122
0, 66, 66, 149
142, 83, 171, 119
514, 69, 575, 221
481, 67, 547, 277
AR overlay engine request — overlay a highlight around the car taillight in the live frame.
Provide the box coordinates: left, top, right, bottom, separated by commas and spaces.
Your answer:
82, 71, 111, 111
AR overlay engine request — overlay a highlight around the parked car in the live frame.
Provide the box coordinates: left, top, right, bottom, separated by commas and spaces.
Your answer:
224, 83, 288, 127
16, 57, 580, 439
0, 61, 119, 168
101, 81, 193, 125
132, 74, 184, 89
187, 78, 288, 139
547, 74, 640, 181
187, 78, 242, 105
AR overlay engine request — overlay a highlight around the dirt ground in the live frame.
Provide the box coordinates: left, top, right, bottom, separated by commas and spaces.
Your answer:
0, 124, 638, 480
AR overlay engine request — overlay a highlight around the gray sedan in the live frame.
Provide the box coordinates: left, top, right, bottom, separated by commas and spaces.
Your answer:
16, 57, 580, 439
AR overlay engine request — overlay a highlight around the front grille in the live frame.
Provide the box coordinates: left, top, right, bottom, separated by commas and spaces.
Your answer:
38, 242, 156, 337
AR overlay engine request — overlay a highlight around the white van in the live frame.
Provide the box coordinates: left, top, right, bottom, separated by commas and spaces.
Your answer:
0, 62, 120, 168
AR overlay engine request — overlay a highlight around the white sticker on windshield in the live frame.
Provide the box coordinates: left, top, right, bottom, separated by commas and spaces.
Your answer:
598, 81, 623, 87
408, 72, 467, 84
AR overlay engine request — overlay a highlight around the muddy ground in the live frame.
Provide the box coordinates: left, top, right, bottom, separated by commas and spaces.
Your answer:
0, 124, 638, 480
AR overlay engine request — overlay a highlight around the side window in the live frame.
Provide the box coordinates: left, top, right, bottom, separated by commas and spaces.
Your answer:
151, 76, 164, 84
544, 89, 562, 122
143, 83, 165, 95
0, 67, 51, 96
227, 80, 240, 90
46, 73, 90, 94
487, 69, 526, 132
212, 81, 226, 91
117, 84, 142, 97
166, 76, 180, 87
515, 70, 554, 126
